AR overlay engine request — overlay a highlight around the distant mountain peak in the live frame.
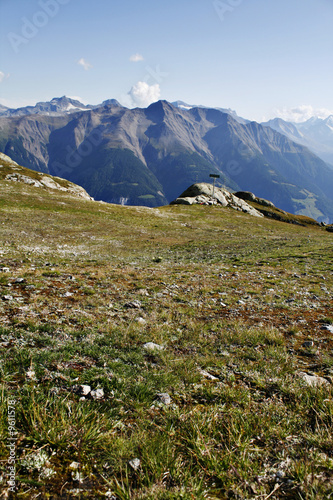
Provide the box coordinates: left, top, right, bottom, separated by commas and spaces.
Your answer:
36, 96, 90, 114
101, 99, 122, 107
172, 100, 195, 110
145, 100, 177, 120
325, 115, 333, 126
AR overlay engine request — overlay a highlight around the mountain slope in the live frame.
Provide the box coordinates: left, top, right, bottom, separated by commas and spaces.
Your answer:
1, 99, 333, 221
262, 116, 333, 167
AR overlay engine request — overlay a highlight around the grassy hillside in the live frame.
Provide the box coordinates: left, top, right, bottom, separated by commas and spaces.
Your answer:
0, 178, 332, 499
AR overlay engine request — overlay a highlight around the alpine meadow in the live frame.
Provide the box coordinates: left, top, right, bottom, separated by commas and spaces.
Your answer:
1, 0, 333, 498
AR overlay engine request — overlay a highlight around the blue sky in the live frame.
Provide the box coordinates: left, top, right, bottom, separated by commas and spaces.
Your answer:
0, 0, 332, 122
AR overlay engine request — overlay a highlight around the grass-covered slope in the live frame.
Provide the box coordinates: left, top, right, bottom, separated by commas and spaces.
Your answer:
0, 153, 92, 200
0, 178, 332, 499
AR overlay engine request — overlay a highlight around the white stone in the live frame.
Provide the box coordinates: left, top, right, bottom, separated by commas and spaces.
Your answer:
129, 458, 141, 471
91, 388, 104, 400
26, 370, 37, 381
155, 393, 171, 405
199, 369, 219, 381
3, 295, 13, 301
72, 385, 91, 396
143, 342, 164, 351
299, 372, 330, 388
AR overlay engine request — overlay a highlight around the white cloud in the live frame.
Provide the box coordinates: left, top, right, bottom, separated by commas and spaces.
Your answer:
77, 58, 92, 71
273, 105, 333, 123
127, 81, 160, 108
130, 53, 144, 62
0, 71, 10, 83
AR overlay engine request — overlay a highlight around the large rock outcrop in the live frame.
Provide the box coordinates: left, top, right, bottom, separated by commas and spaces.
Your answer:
234, 191, 275, 208
0, 153, 93, 200
170, 183, 263, 218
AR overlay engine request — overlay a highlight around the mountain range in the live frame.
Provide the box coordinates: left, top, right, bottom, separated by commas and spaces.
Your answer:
262, 116, 333, 167
0, 96, 122, 117
1, 96, 333, 222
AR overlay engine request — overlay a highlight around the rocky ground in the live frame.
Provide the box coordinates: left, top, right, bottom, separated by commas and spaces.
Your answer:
0, 178, 332, 499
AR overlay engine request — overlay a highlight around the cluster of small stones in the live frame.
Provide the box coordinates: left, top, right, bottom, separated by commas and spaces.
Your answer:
1, 262, 332, 390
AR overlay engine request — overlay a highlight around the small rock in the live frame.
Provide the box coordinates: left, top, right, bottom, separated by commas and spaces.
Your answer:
105, 492, 117, 499
63, 291, 73, 298
124, 300, 142, 309
302, 341, 314, 348
143, 342, 164, 351
129, 458, 141, 471
136, 317, 147, 325
275, 470, 286, 480
299, 372, 330, 388
0, 267, 10, 273
155, 393, 171, 405
26, 370, 37, 381
2, 295, 13, 301
69, 461, 80, 470
199, 369, 219, 381
91, 388, 104, 400
15, 278, 25, 283
72, 385, 91, 396
321, 324, 333, 334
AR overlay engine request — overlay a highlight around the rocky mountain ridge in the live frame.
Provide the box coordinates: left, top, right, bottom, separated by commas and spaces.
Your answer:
0, 96, 122, 118
262, 115, 333, 167
1, 98, 333, 221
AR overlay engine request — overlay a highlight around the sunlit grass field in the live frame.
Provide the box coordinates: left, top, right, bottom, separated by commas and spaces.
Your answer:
0, 178, 332, 499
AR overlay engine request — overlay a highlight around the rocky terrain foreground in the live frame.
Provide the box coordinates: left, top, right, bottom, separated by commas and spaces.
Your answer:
0, 153, 93, 200
0, 166, 332, 499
